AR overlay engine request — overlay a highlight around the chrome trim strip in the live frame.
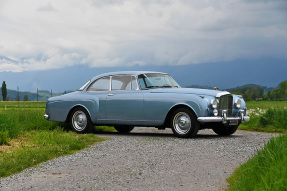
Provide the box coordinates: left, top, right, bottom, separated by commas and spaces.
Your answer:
216, 92, 231, 98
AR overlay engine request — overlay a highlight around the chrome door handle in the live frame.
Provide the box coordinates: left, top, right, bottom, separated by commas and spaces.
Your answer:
107, 94, 114, 96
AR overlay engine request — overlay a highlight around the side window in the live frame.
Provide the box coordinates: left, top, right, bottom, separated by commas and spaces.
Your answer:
138, 75, 146, 89
112, 75, 133, 91
125, 76, 137, 90
131, 76, 137, 90
87, 77, 110, 91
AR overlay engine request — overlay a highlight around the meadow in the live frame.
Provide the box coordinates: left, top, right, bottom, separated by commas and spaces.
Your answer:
239, 101, 287, 133
0, 101, 114, 177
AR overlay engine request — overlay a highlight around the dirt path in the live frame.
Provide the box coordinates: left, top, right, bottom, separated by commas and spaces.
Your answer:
0, 128, 275, 191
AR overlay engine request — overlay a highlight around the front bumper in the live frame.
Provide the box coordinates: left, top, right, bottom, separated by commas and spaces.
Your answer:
197, 110, 250, 124
44, 114, 49, 120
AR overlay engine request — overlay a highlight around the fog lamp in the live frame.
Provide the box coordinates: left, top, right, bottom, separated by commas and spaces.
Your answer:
213, 109, 218, 116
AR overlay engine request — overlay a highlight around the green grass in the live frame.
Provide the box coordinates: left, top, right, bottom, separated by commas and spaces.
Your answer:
246, 101, 287, 110
0, 129, 105, 177
229, 101, 287, 190
228, 134, 287, 191
0, 101, 113, 177
0, 101, 46, 108
239, 101, 287, 133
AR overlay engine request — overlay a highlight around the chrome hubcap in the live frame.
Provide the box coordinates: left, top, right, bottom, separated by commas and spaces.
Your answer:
72, 111, 87, 131
173, 112, 191, 134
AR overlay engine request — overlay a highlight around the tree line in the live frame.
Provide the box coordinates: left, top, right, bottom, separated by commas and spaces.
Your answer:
2, 80, 287, 102
1, 81, 72, 101
1, 81, 29, 101
229, 81, 287, 101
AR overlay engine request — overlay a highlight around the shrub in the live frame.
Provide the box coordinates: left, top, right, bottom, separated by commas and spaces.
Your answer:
259, 108, 287, 129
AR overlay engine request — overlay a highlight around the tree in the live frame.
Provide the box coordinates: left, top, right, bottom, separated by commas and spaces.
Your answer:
24, 95, 28, 101
1, 81, 7, 101
279, 81, 287, 99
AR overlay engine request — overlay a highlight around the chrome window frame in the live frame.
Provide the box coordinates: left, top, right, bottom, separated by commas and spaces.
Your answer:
111, 75, 139, 91
86, 76, 111, 92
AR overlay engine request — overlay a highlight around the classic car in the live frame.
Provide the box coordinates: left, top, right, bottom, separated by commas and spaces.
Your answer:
44, 71, 250, 138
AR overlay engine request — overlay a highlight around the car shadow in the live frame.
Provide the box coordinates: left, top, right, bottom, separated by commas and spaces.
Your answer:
93, 130, 243, 139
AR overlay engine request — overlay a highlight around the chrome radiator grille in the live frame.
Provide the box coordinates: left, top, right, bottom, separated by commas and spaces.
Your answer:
218, 94, 233, 117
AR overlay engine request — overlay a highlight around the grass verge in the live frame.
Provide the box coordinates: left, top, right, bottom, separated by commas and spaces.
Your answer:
228, 134, 287, 191
229, 101, 287, 190
0, 102, 113, 178
0, 129, 106, 177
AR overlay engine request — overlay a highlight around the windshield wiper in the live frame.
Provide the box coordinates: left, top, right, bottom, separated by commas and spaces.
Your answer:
146, 86, 161, 89
161, 85, 173, 88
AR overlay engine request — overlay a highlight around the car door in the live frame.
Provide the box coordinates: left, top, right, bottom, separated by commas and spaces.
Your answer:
105, 75, 144, 125
86, 76, 110, 120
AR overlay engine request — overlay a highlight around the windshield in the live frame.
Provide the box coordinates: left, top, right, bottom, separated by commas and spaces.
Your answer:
78, 80, 91, 91
138, 73, 180, 89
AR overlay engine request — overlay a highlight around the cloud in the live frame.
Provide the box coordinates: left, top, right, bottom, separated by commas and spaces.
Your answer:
0, 0, 286, 72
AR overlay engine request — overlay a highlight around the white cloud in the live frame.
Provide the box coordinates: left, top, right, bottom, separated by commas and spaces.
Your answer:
0, 0, 286, 72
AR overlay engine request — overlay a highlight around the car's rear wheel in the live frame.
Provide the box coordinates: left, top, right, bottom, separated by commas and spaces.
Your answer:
212, 123, 238, 136
70, 108, 93, 134
170, 108, 199, 138
114, 125, 134, 133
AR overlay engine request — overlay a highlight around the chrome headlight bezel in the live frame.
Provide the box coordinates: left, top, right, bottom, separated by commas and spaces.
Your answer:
213, 109, 218, 116
211, 99, 218, 109
234, 99, 242, 108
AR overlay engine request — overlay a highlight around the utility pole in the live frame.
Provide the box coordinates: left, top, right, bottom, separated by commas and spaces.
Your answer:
17, 86, 19, 101
37, 88, 38, 102
51, 89, 52, 97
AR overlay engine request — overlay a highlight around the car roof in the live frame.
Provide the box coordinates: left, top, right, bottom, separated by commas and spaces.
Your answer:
90, 71, 167, 81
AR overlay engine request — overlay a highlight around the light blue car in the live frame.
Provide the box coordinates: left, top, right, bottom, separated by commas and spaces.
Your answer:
44, 71, 250, 138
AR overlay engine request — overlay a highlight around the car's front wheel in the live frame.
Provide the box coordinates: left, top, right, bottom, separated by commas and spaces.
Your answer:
170, 108, 199, 138
114, 125, 134, 133
70, 108, 93, 134
212, 123, 238, 136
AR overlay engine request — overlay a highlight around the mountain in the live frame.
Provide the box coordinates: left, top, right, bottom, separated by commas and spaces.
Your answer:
185, 85, 214, 90
225, 84, 272, 93
1, 57, 287, 92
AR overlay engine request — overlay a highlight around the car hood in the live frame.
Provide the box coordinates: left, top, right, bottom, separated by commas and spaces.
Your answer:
149, 88, 230, 97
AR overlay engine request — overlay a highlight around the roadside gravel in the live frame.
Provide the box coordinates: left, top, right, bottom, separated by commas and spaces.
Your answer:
0, 128, 275, 191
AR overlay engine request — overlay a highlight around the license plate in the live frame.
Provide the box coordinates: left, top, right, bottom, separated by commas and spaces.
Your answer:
229, 120, 238, 126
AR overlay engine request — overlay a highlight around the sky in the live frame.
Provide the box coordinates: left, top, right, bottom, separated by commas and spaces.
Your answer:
0, 0, 287, 92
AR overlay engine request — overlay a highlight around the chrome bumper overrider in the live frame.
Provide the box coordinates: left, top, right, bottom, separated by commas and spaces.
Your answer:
44, 114, 49, 120
197, 110, 250, 124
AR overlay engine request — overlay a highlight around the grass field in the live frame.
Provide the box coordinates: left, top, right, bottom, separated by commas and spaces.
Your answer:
239, 101, 287, 133
246, 101, 287, 110
0, 101, 114, 177
229, 101, 287, 191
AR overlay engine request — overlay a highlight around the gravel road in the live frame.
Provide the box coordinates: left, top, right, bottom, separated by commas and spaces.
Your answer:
0, 128, 275, 191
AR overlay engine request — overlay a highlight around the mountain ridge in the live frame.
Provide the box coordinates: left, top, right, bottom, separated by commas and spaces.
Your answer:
1, 56, 286, 93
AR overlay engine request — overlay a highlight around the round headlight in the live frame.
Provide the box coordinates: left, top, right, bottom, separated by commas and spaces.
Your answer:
235, 99, 241, 108
211, 99, 218, 109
